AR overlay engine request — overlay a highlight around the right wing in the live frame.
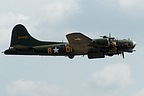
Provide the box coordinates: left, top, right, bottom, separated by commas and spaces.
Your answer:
66, 33, 93, 54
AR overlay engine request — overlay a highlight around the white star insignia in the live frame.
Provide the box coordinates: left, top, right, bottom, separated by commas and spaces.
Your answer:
53, 47, 59, 53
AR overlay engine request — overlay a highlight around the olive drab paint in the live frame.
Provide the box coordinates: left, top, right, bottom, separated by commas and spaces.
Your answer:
4, 24, 136, 59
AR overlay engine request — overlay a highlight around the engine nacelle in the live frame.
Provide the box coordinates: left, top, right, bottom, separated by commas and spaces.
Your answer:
92, 38, 110, 47
87, 52, 105, 59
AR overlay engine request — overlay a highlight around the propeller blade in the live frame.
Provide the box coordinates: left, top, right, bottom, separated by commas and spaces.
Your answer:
109, 33, 111, 38
122, 52, 124, 59
100, 33, 115, 41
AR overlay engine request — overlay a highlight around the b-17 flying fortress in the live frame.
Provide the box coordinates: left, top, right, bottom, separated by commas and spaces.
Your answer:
4, 24, 136, 59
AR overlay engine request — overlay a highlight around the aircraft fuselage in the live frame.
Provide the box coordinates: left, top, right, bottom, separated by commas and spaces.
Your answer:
4, 24, 136, 59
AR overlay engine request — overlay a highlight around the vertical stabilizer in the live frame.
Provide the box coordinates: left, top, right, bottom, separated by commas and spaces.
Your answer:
10, 24, 64, 48
10, 24, 38, 47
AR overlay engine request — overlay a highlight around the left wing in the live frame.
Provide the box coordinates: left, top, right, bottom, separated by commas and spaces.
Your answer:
66, 33, 92, 54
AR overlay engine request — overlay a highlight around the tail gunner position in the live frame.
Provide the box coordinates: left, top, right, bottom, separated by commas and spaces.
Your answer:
4, 24, 136, 59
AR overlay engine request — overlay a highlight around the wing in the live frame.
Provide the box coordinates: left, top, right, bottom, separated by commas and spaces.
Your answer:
66, 33, 93, 54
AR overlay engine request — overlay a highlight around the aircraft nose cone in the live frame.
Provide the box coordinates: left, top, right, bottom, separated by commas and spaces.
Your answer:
132, 41, 136, 48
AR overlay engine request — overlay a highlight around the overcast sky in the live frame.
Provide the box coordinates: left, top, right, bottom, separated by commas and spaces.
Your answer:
0, 0, 144, 96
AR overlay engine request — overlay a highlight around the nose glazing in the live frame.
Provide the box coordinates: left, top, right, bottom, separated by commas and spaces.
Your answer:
132, 41, 136, 48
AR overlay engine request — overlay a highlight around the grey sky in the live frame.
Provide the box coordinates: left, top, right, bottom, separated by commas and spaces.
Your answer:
0, 0, 144, 96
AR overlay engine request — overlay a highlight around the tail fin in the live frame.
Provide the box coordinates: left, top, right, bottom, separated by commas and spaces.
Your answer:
10, 24, 47, 47
10, 24, 63, 47
11, 24, 36, 47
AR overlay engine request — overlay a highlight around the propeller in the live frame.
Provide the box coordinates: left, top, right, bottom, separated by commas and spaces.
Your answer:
108, 34, 125, 59
108, 33, 116, 42
100, 33, 115, 42
121, 52, 125, 59
100, 34, 126, 59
